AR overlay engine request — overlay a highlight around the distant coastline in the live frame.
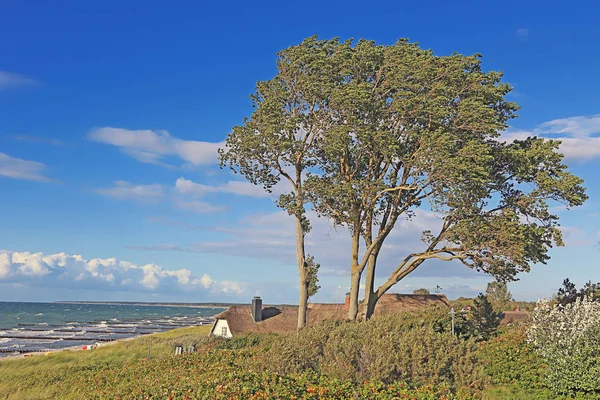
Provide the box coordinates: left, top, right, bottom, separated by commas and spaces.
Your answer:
53, 301, 234, 308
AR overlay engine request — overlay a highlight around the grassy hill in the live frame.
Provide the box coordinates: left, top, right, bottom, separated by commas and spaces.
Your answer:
0, 309, 566, 399
0, 326, 211, 399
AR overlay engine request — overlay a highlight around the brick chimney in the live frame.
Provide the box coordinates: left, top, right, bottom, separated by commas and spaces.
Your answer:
252, 296, 262, 322
345, 292, 350, 311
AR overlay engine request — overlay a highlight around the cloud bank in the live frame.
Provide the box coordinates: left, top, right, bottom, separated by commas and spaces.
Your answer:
0, 250, 244, 295
96, 181, 165, 200
88, 127, 224, 167
142, 209, 483, 280
175, 177, 271, 198
503, 114, 600, 161
0, 152, 53, 182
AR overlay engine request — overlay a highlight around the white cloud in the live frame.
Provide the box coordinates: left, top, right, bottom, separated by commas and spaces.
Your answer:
96, 181, 164, 200
220, 281, 244, 294
192, 274, 215, 289
142, 208, 478, 280
502, 114, 600, 161
0, 152, 54, 182
88, 127, 224, 167
535, 115, 600, 138
0, 71, 36, 90
174, 199, 227, 214
175, 177, 270, 198
0, 250, 244, 295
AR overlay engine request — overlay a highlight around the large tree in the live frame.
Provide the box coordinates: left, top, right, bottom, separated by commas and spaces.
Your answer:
219, 37, 342, 329
305, 39, 587, 320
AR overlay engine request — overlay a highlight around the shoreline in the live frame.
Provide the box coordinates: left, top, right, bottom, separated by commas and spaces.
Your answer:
0, 322, 210, 362
0, 334, 138, 361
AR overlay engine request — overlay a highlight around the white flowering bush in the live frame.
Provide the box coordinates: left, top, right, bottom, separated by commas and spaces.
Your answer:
528, 296, 600, 397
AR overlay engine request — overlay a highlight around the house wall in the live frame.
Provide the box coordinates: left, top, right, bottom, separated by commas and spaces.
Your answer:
211, 319, 232, 338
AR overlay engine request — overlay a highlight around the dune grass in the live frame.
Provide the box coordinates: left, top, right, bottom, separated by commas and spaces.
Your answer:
0, 325, 211, 400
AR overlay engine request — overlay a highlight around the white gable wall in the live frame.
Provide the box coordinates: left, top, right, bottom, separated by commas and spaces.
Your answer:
211, 319, 232, 338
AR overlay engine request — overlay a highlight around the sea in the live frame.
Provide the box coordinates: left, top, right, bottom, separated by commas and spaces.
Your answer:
0, 302, 225, 358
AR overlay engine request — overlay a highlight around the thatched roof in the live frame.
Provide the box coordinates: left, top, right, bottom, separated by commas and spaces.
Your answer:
500, 311, 530, 326
210, 294, 449, 336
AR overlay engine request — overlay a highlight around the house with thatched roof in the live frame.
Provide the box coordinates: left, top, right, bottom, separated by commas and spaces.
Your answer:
499, 310, 530, 325
209, 293, 450, 337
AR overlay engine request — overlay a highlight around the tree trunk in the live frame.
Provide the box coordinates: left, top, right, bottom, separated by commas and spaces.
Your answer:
348, 269, 361, 320
362, 248, 380, 321
347, 226, 361, 320
297, 258, 309, 329
295, 212, 308, 330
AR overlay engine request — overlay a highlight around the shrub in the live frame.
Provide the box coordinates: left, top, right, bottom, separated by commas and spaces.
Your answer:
262, 313, 485, 393
528, 296, 600, 397
212, 333, 275, 350
479, 326, 546, 390
413, 288, 431, 295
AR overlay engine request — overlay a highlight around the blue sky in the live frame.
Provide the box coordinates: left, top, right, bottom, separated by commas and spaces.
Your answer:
0, 0, 598, 303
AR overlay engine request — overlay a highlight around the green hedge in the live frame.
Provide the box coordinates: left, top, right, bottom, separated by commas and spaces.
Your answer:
260, 312, 485, 393
479, 327, 546, 390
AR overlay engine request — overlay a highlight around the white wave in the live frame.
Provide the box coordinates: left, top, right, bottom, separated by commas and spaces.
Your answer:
19, 330, 56, 337
34, 313, 44, 316
0, 338, 11, 344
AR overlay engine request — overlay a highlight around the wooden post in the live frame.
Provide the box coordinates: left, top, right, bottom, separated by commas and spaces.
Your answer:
449, 308, 457, 337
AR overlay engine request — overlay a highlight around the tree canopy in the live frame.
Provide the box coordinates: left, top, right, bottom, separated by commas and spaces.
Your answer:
219, 37, 341, 328
222, 36, 587, 323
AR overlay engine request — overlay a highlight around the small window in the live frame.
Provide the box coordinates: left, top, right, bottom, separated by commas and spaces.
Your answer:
221, 326, 227, 336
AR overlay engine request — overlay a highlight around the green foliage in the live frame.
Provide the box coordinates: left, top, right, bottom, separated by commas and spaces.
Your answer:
262, 312, 485, 392
297, 37, 587, 313
468, 294, 501, 341
305, 254, 321, 298
557, 278, 600, 305
557, 278, 579, 305
0, 309, 565, 400
483, 385, 557, 400
211, 333, 272, 350
219, 38, 350, 326
0, 322, 483, 400
0, 325, 212, 399
220, 35, 587, 322
479, 327, 546, 390
485, 281, 513, 310
413, 288, 431, 295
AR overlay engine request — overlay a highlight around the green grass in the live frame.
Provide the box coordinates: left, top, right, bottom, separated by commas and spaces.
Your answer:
0, 325, 210, 400
482, 385, 568, 400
